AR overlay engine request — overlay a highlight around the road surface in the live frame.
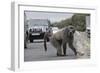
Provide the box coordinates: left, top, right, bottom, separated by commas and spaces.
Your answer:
24, 40, 90, 62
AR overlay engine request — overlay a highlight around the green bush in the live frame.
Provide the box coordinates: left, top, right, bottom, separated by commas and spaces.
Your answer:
72, 14, 87, 31
51, 14, 90, 31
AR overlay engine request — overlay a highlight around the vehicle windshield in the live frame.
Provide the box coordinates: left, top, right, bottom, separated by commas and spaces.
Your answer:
30, 24, 48, 27
29, 19, 49, 27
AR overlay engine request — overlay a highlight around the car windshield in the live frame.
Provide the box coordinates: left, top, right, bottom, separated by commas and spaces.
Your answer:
30, 24, 48, 26
29, 19, 49, 27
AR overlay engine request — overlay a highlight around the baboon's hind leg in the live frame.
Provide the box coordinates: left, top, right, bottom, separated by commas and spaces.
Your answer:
51, 38, 62, 56
57, 46, 62, 56
56, 40, 63, 56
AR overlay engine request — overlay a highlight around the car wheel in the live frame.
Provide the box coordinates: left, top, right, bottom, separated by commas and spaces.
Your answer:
24, 42, 27, 49
47, 37, 49, 42
30, 39, 33, 43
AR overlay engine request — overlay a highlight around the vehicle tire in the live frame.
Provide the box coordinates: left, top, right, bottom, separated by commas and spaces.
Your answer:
30, 39, 33, 43
24, 43, 27, 49
24, 40, 28, 49
29, 34, 33, 43
47, 37, 49, 42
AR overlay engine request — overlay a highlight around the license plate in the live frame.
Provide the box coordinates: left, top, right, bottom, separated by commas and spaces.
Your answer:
32, 33, 40, 35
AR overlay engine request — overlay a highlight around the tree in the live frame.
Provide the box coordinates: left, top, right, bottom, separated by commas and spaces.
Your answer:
51, 18, 72, 28
72, 14, 89, 31
51, 14, 90, 31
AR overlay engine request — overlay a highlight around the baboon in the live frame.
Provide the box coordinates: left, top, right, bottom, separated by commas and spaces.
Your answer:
44, 25, 77, 56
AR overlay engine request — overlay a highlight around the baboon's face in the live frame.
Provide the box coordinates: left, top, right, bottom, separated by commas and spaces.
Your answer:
68, 26, 75, 38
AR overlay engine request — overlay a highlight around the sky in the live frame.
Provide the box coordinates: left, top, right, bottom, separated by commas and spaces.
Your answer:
25, 11, 73, 23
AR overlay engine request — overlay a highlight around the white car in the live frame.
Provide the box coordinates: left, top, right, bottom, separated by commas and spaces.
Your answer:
28, 19, 51, 43
52, 27, 59, 34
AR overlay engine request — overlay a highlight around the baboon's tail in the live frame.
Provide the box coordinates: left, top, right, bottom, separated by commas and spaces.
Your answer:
44, 40, 47, 51
44, 33, 48, 52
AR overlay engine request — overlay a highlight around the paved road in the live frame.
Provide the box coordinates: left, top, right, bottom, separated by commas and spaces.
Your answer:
24, 40, 90, 62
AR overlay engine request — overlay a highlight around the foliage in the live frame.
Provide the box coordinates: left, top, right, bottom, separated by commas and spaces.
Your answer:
72, 14, 88, 31
51, 14, 90, 31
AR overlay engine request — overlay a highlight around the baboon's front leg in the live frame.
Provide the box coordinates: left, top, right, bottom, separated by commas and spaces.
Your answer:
68, 41, 77, 56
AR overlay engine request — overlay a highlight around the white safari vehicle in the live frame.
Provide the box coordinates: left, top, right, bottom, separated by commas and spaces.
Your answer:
28, 19, 51, 43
